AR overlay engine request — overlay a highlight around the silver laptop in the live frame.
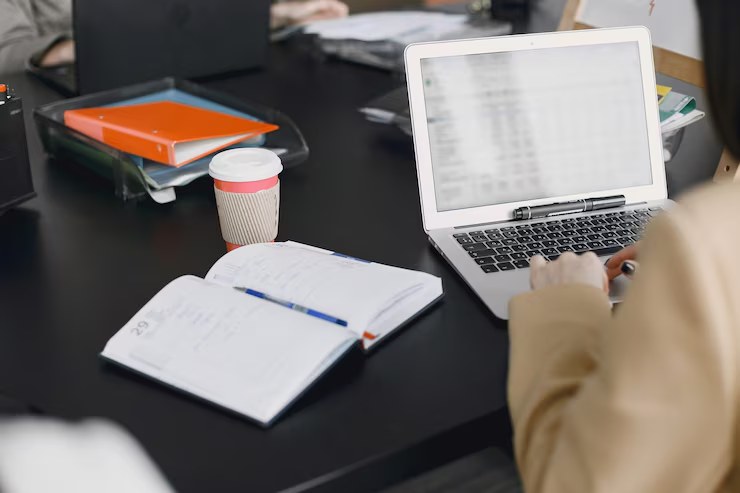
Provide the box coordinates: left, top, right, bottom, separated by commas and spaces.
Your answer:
404, 27, 672, 319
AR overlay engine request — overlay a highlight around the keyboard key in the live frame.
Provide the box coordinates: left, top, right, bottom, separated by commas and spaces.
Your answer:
605, 224, 620, 231
532, 234, 547, 242
453, 233, 469, 238
557, 245, 574, 253
517, 236, 533, 244
515, 224, 530, 229
602, 231, 617, 239
561, 217, 576, 223
484, 229, 500, 234
513, 260, 530, 269
518, 228, 534, 236
481, 264, 499, 274
591, 218, 607, 225
546, 232, 564, 239
512, 244, 528, 252
495, 246, 513, 254
606, 212, 619, 217
591, 246, 624, 257
469, 249, 496, 258
487, 231, 504, 239
470, 231, 484, 236
495, 254, 512, 262
497, 262, 516, 271
501, 227, 515, 232
503, 231, 518, 238
471, 235, 488, 242
526, 242, 544, 249
547, 225, 563, 232
463, 243, 489, 251
475, 257, 496, 265
532, 226, 548, 234
631, 235, 641, 242
561, 222, 578, 230
542, 248, 559, 256
649, 206, 661, 211
486, 240, 503, 248
587, 241, 604, 249
457, 237, 474, 245
548, 255, 560, 262
576, 228, 591, 235
573, 236, 589, 244
602, 239, 619, 247
510, 252, 528, 260
526, 250, 542, 258
572, 243, 588, 252
503, 238, 519, 246
562, 229, 577, 237
591, 226, 606, 233
558, 238, 573, 245
587, 233, 603, 240
542, 240, 559, 247
615, 229, 630, 237
618, 236, 633, 246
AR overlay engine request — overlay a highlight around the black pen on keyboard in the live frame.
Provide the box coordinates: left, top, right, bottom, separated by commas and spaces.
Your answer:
514, 195, 626, 220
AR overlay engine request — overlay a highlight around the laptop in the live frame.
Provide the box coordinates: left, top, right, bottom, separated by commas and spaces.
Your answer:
30, 0, 271, 96
404, 27, 672, 319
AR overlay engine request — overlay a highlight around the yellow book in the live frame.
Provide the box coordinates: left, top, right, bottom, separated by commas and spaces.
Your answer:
657, 85, 672, 104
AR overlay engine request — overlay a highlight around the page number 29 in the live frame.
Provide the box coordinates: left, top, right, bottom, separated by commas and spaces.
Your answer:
130, 321, 149, 336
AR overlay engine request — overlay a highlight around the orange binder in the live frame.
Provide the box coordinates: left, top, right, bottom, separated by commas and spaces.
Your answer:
64, 102, 279, 167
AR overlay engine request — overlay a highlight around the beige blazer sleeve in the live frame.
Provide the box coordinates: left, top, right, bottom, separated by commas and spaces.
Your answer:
508, 196, 740, 492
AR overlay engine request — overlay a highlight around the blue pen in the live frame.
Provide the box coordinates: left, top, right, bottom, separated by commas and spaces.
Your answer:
234, 287, 349, 327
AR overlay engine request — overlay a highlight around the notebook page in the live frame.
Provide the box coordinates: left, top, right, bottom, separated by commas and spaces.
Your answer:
102, 276, 356, 424
205, 243, 435, 337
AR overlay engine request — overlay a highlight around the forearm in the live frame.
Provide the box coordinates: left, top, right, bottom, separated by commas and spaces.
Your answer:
508, 285, 612, 492
0, 33, 65, 74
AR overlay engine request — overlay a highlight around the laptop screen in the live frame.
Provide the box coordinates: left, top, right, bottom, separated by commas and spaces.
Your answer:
420, 41, 653, 213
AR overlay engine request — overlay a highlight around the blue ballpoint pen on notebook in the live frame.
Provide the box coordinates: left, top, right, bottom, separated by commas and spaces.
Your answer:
234, 287, 349, 327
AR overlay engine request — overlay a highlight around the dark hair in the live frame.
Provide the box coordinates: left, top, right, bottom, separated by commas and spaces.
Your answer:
696, 0, 740, 158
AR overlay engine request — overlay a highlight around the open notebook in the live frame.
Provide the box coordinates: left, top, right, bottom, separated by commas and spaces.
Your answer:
101, 242, 443, 426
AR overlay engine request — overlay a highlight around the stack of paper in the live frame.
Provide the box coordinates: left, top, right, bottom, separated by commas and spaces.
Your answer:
658, 87, 705, 134
304, 12, 511, 71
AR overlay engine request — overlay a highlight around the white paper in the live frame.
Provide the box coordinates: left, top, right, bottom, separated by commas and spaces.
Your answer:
304, 12, 467, 43
577, 0, 701, 61
102, 276, 356, 424
205, 242, 440, 340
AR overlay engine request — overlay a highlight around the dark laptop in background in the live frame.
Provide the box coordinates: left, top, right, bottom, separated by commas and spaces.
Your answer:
30, 0, 271, 96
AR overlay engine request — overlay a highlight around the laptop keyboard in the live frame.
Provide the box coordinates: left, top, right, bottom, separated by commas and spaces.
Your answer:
454, 208, 662, 274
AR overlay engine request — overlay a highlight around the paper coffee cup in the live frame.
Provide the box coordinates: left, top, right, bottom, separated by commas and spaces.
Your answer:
209, 148, 283, 251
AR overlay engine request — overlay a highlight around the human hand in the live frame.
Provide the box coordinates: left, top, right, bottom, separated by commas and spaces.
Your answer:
271, 0, 349, 30
530, 252, 609, 294
605, 243, 639, 281
40, 39, 75, 67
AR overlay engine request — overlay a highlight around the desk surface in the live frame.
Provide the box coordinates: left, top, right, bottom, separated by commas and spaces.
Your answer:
0, 35, 513, 493
0, 2, 723, 491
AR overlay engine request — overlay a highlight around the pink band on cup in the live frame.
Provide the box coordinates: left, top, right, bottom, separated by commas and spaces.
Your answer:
214, 175, 278, 193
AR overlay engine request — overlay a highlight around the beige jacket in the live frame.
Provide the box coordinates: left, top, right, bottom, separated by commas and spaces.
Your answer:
509, 182, 740, 492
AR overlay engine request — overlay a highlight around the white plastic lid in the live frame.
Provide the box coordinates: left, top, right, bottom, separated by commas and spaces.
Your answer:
209, 148, 283, 183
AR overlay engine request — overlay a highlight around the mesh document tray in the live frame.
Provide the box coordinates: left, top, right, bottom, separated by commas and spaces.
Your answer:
33, 78, 309, 203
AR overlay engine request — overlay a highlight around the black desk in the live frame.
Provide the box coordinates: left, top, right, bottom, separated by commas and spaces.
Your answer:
0, 38, 514, 493
0, 1, 723, 490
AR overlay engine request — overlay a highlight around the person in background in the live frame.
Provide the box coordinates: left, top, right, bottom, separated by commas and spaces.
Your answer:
0, 0, 349, 74
507, 0, 740, 491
